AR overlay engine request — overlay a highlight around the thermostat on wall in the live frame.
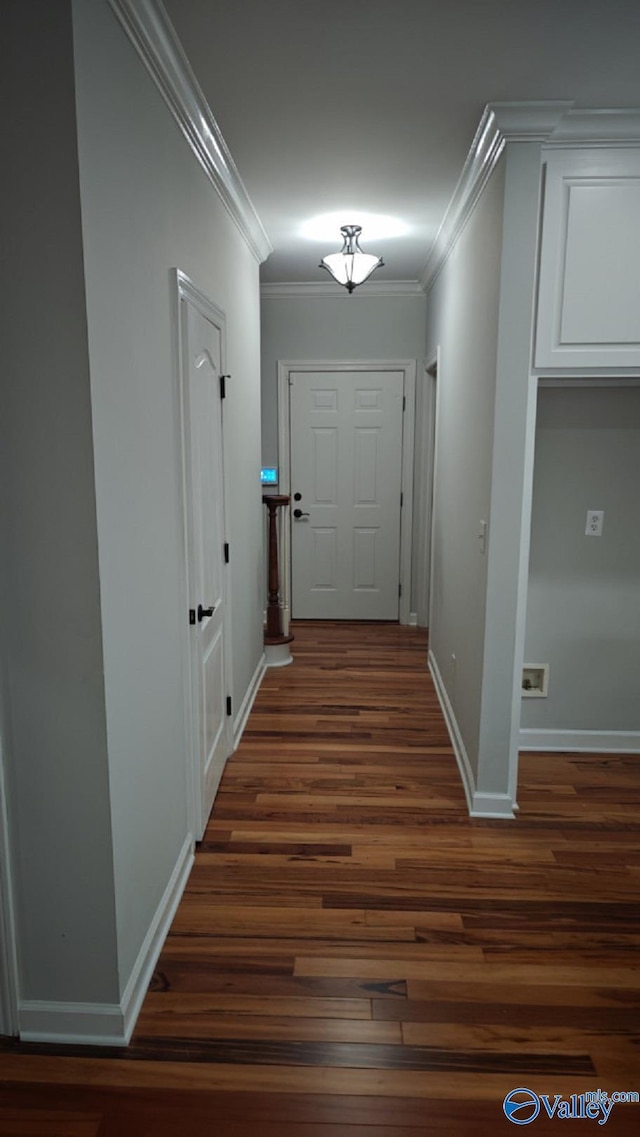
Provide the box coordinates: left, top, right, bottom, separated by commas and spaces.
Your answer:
260, 466, 278, 486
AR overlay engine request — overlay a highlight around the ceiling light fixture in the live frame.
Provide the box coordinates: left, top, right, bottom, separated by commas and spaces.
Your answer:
319, 225, 384, 293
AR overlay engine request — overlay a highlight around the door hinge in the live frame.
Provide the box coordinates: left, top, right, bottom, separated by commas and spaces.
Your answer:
189, 608, 196, 626
220, 373, 229, 399
400, 491, 403, 508
398, 583, 402, 598
224, 542, 230, 564
402, 395, 406, 411
226, 696, 232, 717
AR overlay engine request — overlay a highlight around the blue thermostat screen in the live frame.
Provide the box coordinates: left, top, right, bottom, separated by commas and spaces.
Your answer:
260, 466, 278, 485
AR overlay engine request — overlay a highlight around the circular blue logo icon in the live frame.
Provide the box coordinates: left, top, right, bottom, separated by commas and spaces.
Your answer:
503, 1088, 541, 1125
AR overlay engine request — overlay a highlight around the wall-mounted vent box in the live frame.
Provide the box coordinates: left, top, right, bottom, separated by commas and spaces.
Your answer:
522, 664, 549, 698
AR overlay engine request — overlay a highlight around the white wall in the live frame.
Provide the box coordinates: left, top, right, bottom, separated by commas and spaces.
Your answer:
425, 144, 548, 815
0, 0, 264, 1035
0, 0, 118, 1006
72, 0, 264, 992
523, 386, 640, 733
261, 292, 427, 462
425, 158, 506, 785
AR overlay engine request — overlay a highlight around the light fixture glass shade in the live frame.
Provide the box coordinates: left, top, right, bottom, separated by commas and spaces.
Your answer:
320, 225, 384, 292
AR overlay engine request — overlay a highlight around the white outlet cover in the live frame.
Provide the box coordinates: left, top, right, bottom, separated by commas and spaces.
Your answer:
585, 509, 604, 537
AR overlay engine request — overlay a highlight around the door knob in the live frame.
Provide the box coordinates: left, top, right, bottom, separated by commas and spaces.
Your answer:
293, 508, 310, 519
198, 603, 215, 621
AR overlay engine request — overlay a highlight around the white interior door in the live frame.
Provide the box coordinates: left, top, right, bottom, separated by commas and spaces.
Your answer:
182, 295, 232, 838
290, 369, 405, 619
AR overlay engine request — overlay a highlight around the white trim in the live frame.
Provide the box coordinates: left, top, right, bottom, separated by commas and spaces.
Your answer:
545, 108, 640, 147
429, 650, 515, 819
276, 359, 416, 625
421, 101, 640, 294
520, 729, 640, 754
428, 649, 475, 814
421, 102, 572, 292
119, 833, 193, 1040
537, 375, 640, 387
261, 280, 425, 299
470, 792, 517, 819
415, 360, 437, 627
107, 0, 271, 263
508, 375, 540, 807
19, 1001, 127, 1047
276, 368, 292, 633
173, 272, 200, 839
19, 835, 194, 1045
0, 741, 19, 1036
233, 653, 267, 749
426, 351, 441, 637
399, 363, 416, 625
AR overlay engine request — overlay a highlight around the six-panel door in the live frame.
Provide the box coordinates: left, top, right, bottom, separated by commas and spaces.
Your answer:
290, 370, 405, 619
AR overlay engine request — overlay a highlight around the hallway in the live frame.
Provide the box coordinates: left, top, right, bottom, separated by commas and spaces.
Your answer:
1, 621, 639, 1134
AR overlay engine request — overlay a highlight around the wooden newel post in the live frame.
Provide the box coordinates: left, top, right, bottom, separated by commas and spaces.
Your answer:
263, 494, 294, 665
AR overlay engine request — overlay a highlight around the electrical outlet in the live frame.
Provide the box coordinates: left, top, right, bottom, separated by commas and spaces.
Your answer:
585, 509, 604, 537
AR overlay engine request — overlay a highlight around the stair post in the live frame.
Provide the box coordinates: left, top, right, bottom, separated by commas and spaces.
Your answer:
263, 494, 294, 667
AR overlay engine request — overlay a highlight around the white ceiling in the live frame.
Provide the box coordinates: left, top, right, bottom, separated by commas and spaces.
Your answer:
163, 0, 640, 285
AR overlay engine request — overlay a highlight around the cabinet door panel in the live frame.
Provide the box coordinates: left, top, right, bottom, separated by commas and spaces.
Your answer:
535, 149, 640, 370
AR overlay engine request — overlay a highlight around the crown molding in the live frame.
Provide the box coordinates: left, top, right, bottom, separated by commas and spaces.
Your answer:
544, 108, 640, 147
261, 280, 425, 299
420, 101, 573, 292
107, 0, 272, 263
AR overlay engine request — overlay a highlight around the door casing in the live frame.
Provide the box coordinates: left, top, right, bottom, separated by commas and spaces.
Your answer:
277, 359, 416, 627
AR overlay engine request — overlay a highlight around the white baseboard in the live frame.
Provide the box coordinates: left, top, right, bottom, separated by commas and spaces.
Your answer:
233, 652, 266, 750
19, 834, 194, 1046
519, 728, 640, 754
19, 1000, 127, 1046
469, 791, 516, 819
428, 649, 475, 814
120, 832, 194, 1041
0, 739, 19, 1036
429, 650, 515, 819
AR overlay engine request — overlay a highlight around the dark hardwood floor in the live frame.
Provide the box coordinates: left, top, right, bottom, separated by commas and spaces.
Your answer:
1, 621, 639, 1134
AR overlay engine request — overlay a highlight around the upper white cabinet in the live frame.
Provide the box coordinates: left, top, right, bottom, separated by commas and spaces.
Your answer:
535, 149, 640, 370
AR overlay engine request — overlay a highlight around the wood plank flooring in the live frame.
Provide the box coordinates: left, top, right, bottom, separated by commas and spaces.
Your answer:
1, 621, 639, 1134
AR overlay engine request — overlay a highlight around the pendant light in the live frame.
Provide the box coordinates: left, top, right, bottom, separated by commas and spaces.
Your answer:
319, 225, 384, 293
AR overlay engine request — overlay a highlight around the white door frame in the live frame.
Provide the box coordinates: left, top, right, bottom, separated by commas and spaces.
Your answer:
0, 742, 19, 1035
174, 269, 234, 840
415, 357, 438, 628
277, 359, 416, 626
